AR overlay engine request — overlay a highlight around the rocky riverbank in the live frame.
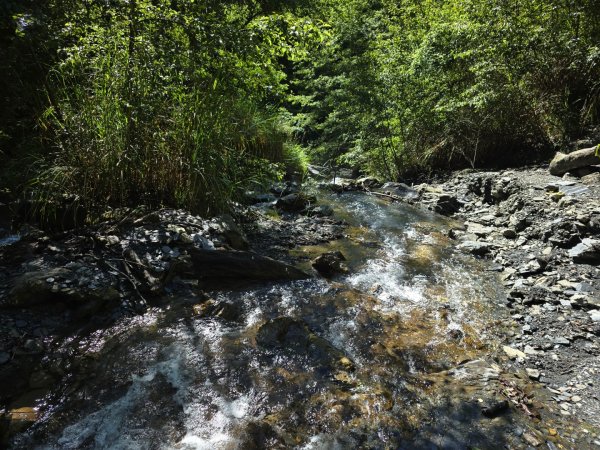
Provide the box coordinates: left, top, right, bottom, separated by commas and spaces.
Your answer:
341, 165, 600, 447
0, 188, 345, 444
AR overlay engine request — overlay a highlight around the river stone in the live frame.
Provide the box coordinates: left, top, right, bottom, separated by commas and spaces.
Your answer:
9, 268, 73, 306
212, 214, 249, 250
256, 317, 310, 349
381, 182, 418, 199
29, 370, 56, 389
457, 241, 491, 256
307, 205, 334, 217
275, 193, 310, 212
503, 346, 526, 360
434, 194, 462, 215
549, 146, 600, 176
312, 251, 347, 277
568, 238, 600, 264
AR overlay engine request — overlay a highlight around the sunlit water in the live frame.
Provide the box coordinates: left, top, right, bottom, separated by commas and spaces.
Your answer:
15, 192, 511, 449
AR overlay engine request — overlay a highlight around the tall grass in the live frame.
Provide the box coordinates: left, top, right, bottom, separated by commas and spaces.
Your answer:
37, 46, 293, 218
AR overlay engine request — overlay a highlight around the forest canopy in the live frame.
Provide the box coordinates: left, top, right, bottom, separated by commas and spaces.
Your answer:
1, 0, 599, 214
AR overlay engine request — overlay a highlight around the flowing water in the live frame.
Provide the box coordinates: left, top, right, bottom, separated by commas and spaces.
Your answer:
13, 192, 521, 449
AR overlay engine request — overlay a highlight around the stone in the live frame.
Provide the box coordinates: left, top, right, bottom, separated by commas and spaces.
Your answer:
466, 222, 493, 237
29, 370, 56, 389
481, 399, 509, 418
312, 251, 348, 277
503, 346, 526, 360
307, 205, 334, 217
213, 214, 249, 250
522, 431, 541, 447
458, 241, 491, 256
503, 229, 517, 239
526, 368, 541, 380
276, 193, 310, 212
381, 182, 418, 199
356, 176, 381, 189
256, 317, 311, 349
9, 268, 72, 306
553, 337, 570, 346
434, 194, 462, 215
568, 239, 600, 264
549, 146, 600, 176
589, 310, 600, 322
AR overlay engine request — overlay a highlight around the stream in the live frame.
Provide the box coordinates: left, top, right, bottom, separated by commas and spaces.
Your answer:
13, 192, 525, 449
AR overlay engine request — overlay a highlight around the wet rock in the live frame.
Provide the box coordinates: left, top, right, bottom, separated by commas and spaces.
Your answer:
549, 146, 600, 176
270, 182, 298, 197
5, 407, 38, 436
503, 229, 517, 239
0, 352, 10, 365
193, 299, 241, 321
29, 370, 56, 389
356, 176, 381, 189
522, 431, 542, 447
481, 399, 509, 418
312, 251, 347, 277
307, 205, 334, 217
256, 317, 310, 349
187, 249, 309, 281
381, 182, 418, 199
240, 421, 286, 450
568, 238, 600, 264
275, 193, 311, 212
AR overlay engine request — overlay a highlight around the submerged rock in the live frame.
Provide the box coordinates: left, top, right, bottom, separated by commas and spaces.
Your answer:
312, 251, 348, 277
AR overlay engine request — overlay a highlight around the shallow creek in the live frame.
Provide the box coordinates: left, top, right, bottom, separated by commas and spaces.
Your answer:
13, 192, 534, 449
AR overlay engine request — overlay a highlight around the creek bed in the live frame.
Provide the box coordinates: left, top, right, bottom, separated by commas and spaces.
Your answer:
12, 192, 535, 449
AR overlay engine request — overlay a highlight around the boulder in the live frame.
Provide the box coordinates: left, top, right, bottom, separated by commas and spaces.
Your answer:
312, 251, 348, 277
568, 238, 600, 265
549, 146, 600, 176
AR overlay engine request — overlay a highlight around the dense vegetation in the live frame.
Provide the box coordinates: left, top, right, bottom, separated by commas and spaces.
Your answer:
2, 0, 599, 217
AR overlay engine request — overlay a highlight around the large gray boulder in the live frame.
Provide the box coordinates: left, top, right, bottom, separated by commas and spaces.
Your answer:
549, 146, 600, 176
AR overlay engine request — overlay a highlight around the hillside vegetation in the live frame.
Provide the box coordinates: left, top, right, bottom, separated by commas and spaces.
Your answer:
1, 0, 599, 215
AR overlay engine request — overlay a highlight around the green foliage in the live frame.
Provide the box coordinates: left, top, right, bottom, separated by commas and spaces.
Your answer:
292, 0, 600, 179
19, 0, 325, 216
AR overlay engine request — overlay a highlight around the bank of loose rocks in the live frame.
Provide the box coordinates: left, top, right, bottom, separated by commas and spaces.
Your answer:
372, 165, 600, 446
